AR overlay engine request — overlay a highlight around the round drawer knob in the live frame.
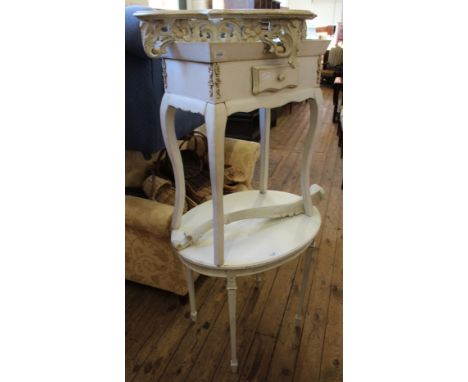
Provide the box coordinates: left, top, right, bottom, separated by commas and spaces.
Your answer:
277, 74, 286, 82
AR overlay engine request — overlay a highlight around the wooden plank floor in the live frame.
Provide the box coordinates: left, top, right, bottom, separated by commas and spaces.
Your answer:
126, 87, 343, 382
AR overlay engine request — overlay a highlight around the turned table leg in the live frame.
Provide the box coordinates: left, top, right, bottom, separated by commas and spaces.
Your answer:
205, 102, 228, 266
227, 274, 238, 373
295, 245, 314, 326
184, 266, 197, 322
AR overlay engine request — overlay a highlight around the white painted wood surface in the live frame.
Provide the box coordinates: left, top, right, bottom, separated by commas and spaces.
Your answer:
160, 94, 185, 229
301, 96, 323, 216
184, 265, 197, 322
135, 9, 315, 21
295, 245, 314, 326
161, 40, 331, 64
258, 108, 271, 193
252, 65, 299, 95
227, 274, 238, 373
225, 87, 322, 115
205, 102, 228, 266
165, 56, 319, 104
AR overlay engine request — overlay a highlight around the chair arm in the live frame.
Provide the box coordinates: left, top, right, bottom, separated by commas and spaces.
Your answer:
125, 195, 174, 238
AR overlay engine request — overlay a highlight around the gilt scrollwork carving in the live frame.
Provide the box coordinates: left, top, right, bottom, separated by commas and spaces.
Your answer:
208, 63, 221, 101
316, 55, 323, 86
139, 17, 308, 68
161, 58, 168, 90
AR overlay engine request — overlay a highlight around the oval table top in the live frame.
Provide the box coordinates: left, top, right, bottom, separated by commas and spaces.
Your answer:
173, 190, 321, 273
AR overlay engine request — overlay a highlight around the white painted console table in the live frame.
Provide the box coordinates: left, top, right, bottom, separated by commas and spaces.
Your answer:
135, 9, 330, 373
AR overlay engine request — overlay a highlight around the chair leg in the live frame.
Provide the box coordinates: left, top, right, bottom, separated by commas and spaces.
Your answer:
184, 266, 197, 322
295, 246, 314, 327
227, 274, 238, 373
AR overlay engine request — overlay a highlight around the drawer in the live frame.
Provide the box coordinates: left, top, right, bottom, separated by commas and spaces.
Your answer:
252, 64, 299, 95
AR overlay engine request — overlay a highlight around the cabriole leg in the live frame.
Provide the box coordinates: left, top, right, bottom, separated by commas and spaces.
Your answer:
227, 274, 238, 373
184, 266, 197, 322
160, 94, 186, 230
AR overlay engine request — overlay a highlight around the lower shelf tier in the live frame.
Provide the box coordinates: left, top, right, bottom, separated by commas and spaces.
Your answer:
171, 190, 322, 270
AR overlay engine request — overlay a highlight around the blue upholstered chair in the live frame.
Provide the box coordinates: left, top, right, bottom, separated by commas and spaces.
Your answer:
125, 5, 204, 156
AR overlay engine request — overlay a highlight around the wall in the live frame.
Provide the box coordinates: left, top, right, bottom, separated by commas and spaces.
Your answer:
125, 0, 149, 5
288, 0, 342, 27
148, 0, 180, 8
187, 0, 212, 9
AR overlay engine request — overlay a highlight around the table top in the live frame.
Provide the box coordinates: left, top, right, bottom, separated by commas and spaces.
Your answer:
174, 190, 321, 271
134, 9, 316, 22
